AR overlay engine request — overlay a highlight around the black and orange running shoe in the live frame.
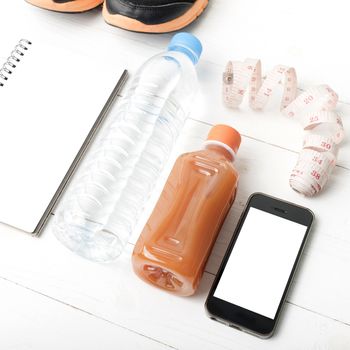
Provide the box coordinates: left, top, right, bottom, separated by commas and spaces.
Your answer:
25, 0, 104, 12
103, 0, 209, 33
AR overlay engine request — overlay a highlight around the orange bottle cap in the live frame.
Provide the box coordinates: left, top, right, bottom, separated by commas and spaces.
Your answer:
206, 124, 241, 155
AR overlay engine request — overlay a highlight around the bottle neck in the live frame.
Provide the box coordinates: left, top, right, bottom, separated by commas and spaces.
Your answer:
168, 47, 197, 65
203, 141, 235, 162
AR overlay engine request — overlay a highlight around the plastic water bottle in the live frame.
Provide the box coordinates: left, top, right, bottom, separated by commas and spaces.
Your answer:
53, 33, 202, 262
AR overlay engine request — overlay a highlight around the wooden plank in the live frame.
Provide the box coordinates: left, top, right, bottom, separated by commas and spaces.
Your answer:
0, 278, 171, 350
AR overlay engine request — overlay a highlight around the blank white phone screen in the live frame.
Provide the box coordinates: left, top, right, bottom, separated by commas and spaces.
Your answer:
214, 207, 307, 319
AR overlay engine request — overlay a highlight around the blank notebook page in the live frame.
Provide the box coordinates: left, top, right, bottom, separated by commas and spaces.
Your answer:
0, 37, 123, 233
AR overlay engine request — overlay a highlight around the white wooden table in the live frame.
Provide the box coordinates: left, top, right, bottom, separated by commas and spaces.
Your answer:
1, 1, 350, 349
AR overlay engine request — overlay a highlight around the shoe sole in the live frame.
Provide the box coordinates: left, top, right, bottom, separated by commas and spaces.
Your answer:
102, 0, 209, 33
25, 0, 104, 13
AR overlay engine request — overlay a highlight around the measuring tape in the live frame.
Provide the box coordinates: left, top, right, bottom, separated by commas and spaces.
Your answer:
223, 59, 345, 196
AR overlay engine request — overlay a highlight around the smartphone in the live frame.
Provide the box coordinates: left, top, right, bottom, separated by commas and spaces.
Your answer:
205, 192, 314, 338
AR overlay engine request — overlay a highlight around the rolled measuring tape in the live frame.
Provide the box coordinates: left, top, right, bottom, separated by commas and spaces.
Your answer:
223, 59, 345, 196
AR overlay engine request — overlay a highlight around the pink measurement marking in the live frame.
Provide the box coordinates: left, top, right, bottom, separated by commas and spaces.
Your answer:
304, 95, 314, 104
321, 141, 332, 150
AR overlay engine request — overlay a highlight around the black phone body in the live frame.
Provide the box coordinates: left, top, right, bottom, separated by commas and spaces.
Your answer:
205, 193, 314, 338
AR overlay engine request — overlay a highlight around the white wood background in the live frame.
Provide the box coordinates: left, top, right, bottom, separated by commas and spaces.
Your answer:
1, 1, 350, 349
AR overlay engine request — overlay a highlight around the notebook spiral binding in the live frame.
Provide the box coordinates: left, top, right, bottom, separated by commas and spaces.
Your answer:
0, 39, 32, 87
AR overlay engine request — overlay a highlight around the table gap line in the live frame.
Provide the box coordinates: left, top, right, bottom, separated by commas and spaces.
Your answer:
189, 117, 350, 171
286, 300, 350, 327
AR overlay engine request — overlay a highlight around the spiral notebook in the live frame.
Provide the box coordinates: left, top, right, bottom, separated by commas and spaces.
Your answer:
0, 37, 127, 235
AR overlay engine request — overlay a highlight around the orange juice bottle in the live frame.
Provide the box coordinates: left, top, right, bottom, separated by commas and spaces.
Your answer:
132, 125, 241, 296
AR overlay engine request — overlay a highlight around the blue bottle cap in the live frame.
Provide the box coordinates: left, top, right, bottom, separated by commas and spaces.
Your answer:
168, 32, 202, 65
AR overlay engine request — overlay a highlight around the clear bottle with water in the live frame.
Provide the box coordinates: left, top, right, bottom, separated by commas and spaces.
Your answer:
53, 33, 202, 262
